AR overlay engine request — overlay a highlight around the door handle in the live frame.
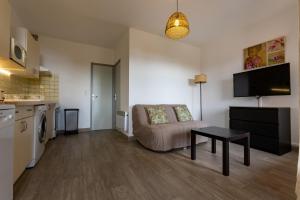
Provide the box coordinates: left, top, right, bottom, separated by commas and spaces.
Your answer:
92, 94, 98, 98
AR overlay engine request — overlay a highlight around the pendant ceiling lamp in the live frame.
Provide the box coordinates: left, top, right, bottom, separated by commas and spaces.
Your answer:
165, 0, 190, 40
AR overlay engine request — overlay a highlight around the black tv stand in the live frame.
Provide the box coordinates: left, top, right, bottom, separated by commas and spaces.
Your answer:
229, 106, 291, 155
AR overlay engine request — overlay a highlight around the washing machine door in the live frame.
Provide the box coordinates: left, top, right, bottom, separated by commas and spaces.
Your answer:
38, 113, 47, 143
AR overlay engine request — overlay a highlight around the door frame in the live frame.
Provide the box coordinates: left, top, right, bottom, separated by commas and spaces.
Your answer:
90, 60, 120, 130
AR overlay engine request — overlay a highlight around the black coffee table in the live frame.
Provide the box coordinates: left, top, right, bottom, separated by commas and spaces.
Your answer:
191, 126, 250, 176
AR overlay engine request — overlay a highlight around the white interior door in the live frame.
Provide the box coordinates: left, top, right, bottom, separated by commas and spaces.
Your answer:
91, 64, 113, 130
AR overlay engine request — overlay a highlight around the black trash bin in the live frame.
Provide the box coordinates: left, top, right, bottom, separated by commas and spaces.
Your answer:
54, 106, 61, 137
64, 108, 79, 135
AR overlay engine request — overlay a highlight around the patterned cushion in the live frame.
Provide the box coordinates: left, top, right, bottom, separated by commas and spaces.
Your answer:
174, 105, 193, 122
146, 106, 169, 125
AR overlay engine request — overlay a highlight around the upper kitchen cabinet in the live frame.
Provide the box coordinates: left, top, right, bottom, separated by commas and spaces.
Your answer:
26, 33, 40, 78
0, 0, 11, 60
11, 27, 40, 78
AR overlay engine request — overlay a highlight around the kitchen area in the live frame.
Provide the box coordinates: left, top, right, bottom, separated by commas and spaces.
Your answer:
0, 1, 59, 200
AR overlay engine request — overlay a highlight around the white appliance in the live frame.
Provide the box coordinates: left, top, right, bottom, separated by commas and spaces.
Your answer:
10, 37, 26, 67
46, 104, 58, 140
28, 105, 47, 168
0, 105, 15, 200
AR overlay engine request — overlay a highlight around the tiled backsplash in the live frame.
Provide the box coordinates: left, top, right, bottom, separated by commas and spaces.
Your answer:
0, 74, 59, 101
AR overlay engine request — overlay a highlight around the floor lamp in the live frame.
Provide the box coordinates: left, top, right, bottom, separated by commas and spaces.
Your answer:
194, 74, 207, 121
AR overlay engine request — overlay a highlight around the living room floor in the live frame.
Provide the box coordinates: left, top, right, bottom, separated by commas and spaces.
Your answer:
14, 131, 297, 200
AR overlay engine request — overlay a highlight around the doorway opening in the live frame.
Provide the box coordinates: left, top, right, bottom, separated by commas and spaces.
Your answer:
90, 61, 120, 131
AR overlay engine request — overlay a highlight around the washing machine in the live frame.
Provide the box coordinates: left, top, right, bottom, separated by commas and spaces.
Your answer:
28, 105, 47, 168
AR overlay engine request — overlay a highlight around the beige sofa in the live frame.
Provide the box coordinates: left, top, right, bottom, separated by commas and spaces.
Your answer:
132, 104, 208, 151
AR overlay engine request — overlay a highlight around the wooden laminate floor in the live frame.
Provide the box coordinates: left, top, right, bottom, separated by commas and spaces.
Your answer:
14, 131, 298, 200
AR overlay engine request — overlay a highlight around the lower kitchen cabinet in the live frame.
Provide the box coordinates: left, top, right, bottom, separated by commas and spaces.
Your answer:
14, 107, 34, 183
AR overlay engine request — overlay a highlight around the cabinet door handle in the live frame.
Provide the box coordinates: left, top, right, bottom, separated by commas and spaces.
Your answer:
20, 121, 25, 133
20, 121, 27, 133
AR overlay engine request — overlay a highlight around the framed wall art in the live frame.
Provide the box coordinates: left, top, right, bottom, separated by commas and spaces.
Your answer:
243, 36, 285, 70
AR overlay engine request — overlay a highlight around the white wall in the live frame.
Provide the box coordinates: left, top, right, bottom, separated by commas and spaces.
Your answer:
128, 28, 202, 135
11, 8, 24, 29
296, 0, 300, 196
114, 30, 130, 112
201, 5, 299, 145
39, 36, 114, 129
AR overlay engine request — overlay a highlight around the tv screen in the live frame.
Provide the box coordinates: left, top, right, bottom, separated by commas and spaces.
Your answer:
233, 63, 291, 97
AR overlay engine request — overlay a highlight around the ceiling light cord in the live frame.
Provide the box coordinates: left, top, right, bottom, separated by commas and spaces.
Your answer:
177, 0, 179, 12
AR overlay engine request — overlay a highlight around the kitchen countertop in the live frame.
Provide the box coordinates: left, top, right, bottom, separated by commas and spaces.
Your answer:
1, 100, 58, 106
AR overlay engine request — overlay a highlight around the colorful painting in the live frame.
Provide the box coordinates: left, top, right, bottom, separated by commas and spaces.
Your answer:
267, 37, 285, 66
267, 37, 285, 52
244, 36, 285, 70
268, 51, 285, 66
244, 43, 267, 70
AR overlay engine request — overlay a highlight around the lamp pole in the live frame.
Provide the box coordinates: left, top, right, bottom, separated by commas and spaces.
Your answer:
194, 73, 207, 121
200, 83, 203, 121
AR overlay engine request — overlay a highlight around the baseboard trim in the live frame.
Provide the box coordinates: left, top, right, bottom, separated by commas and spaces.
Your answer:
292, 145, 299, 152
79, 128, 92, 133
55, 128, 91, 135
127, 135, 136, 141
55, 130, 64, 135
115, 129, 135, 141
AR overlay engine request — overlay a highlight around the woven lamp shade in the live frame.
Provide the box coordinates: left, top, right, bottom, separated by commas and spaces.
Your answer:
194, 74, 207, 84
165, 12, 190, 40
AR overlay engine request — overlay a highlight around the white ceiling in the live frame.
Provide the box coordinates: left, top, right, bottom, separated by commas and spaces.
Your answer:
11, 0, 297, 48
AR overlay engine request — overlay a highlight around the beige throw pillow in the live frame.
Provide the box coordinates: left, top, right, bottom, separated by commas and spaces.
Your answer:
146, 106, 169, 125
174, 105, 193, 122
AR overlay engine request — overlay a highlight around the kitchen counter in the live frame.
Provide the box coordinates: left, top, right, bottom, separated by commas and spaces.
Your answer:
1, 100, 58, 106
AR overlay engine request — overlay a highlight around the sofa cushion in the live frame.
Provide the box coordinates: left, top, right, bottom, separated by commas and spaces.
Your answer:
134, 121, 208, 151
146, 106, 169, 124
174, 105, 193, 122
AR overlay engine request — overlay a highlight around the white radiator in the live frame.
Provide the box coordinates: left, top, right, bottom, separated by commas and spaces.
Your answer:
116, 111, 128, 133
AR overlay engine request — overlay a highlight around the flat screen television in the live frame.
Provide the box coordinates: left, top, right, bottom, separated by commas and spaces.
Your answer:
233, 63, 291, 97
